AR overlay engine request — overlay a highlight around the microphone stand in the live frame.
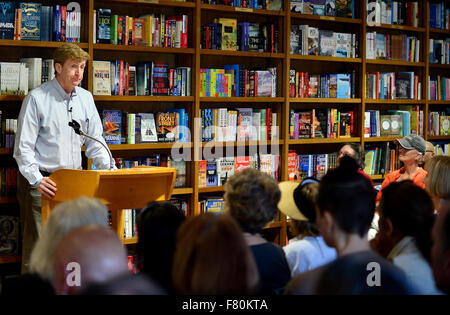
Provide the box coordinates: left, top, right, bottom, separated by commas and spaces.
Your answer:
69, 120, 116, 170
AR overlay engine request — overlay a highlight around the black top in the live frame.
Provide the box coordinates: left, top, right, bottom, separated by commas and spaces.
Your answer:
2, 273, 54, 295
250, 242, 291, 295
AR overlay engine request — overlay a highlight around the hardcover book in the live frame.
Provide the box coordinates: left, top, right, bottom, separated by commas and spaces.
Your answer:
335, 33, 351, 58
0, 62, 20, 95
307, 27, 319, 56
137, 113, 158, 143
216, 157, 235, 186
97, 8, 111, 44
380, 115, 392, 137
102, 109, 122, 145
156, 112, 176, 142
206, 160, 218, 187
20, 2, 41, 40
319, 30, 335, 56
93, 61, 111, 96
0, 2, 16, 39
218, 18, 237, 51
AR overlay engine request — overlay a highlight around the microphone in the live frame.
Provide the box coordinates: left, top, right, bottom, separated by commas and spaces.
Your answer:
68, 119, 116, 170
68, 107, 72, 112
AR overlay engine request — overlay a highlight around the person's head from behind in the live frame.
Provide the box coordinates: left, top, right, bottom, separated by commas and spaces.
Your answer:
316, 253, 415, 295
278, 178, 320, 237
316, 156, 375, 251
52, 225, 129, 295
224, 168, 280, 234
136, 201, 185, 290
424, 141, 435, 163
172, 213, 260, 295
431, 201, 450, 294
377, 181, 435, 262
29, 196, 109, 283
53, 43, 89, 93
424, 156, 450, 209
337, 143, 364, 170
395, 134, 426, 166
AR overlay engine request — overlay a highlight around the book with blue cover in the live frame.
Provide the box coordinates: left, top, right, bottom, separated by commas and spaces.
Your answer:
337, 73, 350, 98
0, 2, 16, 39
20, 2, 41, 40
102, 109, 122, 144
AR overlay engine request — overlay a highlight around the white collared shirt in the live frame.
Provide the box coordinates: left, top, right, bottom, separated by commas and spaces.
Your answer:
14, 78, 111, 185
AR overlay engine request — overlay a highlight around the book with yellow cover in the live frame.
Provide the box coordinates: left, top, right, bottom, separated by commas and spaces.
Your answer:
217, 18, 237, 51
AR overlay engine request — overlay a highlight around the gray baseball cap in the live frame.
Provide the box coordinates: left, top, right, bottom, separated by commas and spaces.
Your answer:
396, 134, 426, 155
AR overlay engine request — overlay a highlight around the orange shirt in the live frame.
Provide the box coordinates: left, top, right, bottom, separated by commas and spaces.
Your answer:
376, 167, 427, 203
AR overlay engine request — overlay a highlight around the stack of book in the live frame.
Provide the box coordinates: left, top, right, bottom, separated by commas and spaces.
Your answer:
366, 33, 420, 62
287, 151, 337, 181
365, 71, 421, 100
364, 107, 424, 138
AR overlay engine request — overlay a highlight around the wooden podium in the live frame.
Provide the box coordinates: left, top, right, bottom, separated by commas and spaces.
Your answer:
41, 167, 176, 242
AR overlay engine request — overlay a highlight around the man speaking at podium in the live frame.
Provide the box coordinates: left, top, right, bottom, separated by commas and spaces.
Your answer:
13, 43, 114, 273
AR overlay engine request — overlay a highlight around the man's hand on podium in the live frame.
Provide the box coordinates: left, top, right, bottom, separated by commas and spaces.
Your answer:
38, 177, 57, 200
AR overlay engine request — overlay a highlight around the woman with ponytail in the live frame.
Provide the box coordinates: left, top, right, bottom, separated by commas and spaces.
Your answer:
372, 180, 442, 294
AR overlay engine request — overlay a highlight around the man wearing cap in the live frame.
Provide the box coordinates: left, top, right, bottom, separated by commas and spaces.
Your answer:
376, 134, 428, 204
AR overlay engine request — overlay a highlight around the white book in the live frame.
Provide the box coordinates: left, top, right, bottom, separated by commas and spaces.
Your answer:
92, 60, 111, 95
0, 62, 21, 95
251, 111, 261, 141
128, 113, 136, 144
271, 113, 278, 140
43, 59, 55, 82
227, 110, 237, 142
20, 58, 42, 91
19, 63, 28, 95
216, 157, 235, 186
138, 113, 158, 142
217, 108, 228, 142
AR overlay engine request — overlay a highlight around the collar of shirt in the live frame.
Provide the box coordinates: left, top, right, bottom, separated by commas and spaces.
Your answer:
387, 235, 415, 260
50, 78, 78, 101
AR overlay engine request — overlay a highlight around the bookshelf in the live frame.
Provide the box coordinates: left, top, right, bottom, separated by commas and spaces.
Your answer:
0, 0, 449, 255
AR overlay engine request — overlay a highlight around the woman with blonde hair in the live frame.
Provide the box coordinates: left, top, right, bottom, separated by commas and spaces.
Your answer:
424, 155, 450, 211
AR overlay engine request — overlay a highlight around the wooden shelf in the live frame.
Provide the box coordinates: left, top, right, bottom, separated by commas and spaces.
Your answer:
104, 0, 196, 8
200, 49, 284, 59
201, 140, 284, 147
108, 142, 193, 150
0, 40, 88, 48
201, 4, 286, 16
429, 28, 450, 35
370, 175, 385, 180
428, 100, 450, 105
290, 55, 362, 63
0, 197, 18, 205
289, 137, 361, 145
0, 95, 25, 101
0, 148, 13, 155
365, 59, 425, 67
200, 97, 284, 102
428, 135, 450, 140
291, 13, 361, 24
123, 237, 138, 245
199, 186, 225, 193
93, 96, 194, 102
93, 44, 195, 54
366, 23, 426, 33
365, 99, 425, 104
363, 136, 401, 142
172, 188, 194, 195
265, 221, 285, 229
290, 98, 361, 103
429, 63, 450, 69
0, 255, 21, 264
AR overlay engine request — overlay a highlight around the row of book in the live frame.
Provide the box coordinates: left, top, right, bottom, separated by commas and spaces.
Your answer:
364, 107, 424, 138
290, 26, 358, 58
197, 197, 224, 216
365, 71, 421, 100
289, 71, 356, 99
290, 0, 355, 18
0, 2, 81, 42
102, 109, 190, 145
0, 115, 17, 149
429, 39, 450, 65
287, 151, 337, 181
429, 76, 450, 101
199, 154, 280, 187
366, 33, 420, 62
201, 20, 279, 53
0, 167, 17, 198
429, 2, 450, 30
199, 67, 277, 97
289, 109, 354, 139
429, 112, 450, 136
364, 142, 399, 176
431, 142, 450, 156
201, 107, 278, 142
93, 60, 191, 97
201, 0, 283, 11
366, 1, 420, 27
94, 9, 188, 48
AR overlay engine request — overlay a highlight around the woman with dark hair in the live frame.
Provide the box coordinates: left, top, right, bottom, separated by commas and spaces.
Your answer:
136, 201, 186, 293
279, 178, 337, 277
337, 143, 374, 187
285, 156, 414, 294
371, 181, 442, 294
224, 168, 291, 295
172, 213, 260, 295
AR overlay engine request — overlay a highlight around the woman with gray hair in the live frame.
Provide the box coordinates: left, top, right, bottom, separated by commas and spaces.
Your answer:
2, 196, 109, 295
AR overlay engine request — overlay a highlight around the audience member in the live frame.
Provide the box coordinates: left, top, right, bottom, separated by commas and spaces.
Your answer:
424, 155, 450, 211
81, 273, 166, 295
431, 200, 450, 294
1, 197, 109, 295
285, 156, 414, 295
423, 141, 435, 164
278, 178, 336, 277
224, 168, 291, 295
376, 134, 427, 203
172, 213, 260, 295
136, 201, 186, 293
52, 225, 129, 295
371, 181, 441, 294
337, 143, 374, 186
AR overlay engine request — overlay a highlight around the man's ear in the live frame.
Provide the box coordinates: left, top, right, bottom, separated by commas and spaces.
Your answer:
384, 217, 394, 236
54, 62, 62, 75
